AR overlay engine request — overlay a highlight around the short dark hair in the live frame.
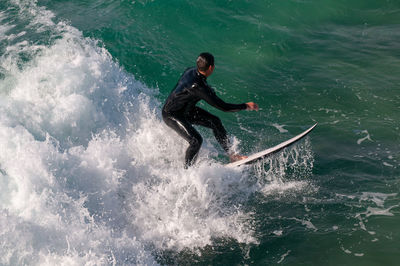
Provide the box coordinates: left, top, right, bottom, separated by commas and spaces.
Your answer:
196, 52, 214, 72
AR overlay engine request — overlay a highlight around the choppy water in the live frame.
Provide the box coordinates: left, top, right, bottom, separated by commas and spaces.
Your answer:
0, 0, 399, 265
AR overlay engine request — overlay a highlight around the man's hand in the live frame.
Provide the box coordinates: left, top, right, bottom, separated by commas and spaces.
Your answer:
246, 102, 259, 111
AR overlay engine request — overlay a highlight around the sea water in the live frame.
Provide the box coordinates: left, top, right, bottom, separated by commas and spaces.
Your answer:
0, 0, 399, 265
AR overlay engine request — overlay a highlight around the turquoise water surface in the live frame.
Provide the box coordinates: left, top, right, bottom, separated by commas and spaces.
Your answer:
0, 0, 399, 265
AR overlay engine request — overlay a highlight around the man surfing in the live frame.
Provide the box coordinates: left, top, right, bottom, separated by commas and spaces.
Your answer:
162, 52, 259, 167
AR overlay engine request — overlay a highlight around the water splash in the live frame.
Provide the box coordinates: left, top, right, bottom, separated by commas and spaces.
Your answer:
251, 137, 315, 196
0, 1, 261, 264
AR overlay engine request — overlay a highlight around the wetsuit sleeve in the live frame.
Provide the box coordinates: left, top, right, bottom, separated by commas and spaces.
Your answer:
195, 84, 247, 112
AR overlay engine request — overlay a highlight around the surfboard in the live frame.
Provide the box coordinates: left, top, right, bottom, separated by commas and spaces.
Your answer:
226, 123, 317, 167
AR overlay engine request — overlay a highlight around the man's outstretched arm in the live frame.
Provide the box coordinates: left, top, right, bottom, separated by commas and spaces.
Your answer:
197, 85, 258, 112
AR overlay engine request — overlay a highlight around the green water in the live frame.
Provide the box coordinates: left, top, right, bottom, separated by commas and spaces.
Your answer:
1, 0, 399, 264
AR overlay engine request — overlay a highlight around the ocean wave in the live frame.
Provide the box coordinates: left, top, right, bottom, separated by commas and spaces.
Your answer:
0, 1, 269, 264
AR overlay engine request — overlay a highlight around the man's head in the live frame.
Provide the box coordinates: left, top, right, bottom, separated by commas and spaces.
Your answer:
197, 52, 215, 77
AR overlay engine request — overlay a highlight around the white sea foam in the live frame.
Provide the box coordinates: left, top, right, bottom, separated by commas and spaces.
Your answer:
251, 138, 315, 197
0, 0, 320, 263
290, 217, 317, 231
277, 250, 291, 263
341, 246, 352, 254
364, 206, 398, 217
271, 123, 288, 133
383, 162, 393, 167
357, 130, 372, 145
0, 0, 264, 264
341, 192, 399, 236
0, 11, 15, 42
359, 192, 397, 207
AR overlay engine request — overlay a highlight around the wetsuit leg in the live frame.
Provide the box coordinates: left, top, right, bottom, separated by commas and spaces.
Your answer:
162, 111, 203, 167
188, 107, 230, 153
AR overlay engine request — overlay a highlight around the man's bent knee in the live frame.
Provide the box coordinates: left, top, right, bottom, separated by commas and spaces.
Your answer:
189, 135, 203, 149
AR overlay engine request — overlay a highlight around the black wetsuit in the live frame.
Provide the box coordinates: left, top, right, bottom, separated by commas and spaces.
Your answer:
162, 67, 247, 167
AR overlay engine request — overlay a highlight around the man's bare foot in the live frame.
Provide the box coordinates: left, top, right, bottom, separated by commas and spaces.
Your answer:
229, 154, 248, 162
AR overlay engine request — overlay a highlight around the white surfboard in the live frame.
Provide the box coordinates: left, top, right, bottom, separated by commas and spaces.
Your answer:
226, 123, 317, 167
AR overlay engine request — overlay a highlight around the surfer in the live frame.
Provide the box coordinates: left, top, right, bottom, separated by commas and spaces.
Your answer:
162, 52, 259, 167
